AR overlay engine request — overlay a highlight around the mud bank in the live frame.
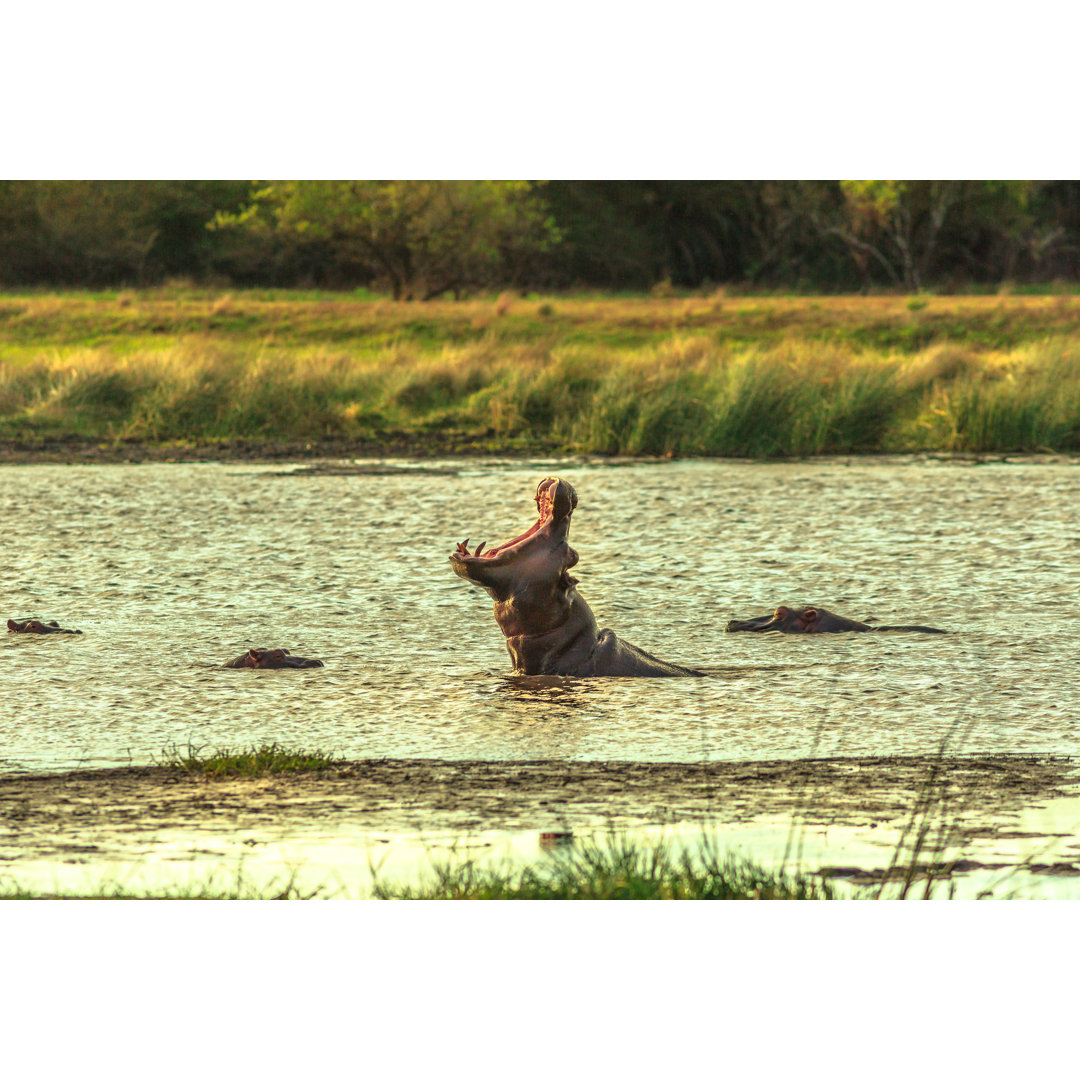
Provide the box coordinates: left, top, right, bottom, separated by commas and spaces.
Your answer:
0, 435, 560, 465
2, 755, 1076, 867
3, 437, 1078, 466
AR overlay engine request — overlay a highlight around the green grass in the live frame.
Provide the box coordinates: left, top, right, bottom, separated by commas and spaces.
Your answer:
156, 741, 342, 778
371, 831, 835, 900
0, 874, 328, 900
3, 289, 1080, 456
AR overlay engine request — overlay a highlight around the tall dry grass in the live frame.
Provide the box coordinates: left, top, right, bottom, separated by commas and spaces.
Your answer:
2, 290, 1079, 455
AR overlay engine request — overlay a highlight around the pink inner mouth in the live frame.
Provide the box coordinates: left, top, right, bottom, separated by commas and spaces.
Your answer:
455, 484, 557, 561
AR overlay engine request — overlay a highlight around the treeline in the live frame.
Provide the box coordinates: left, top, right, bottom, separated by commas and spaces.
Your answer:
2, 180, 1079, 294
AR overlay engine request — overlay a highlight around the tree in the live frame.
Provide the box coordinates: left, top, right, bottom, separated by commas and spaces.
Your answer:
213, 181, 560, 299
0, 181, 252, 285
820, 181, 1039, 291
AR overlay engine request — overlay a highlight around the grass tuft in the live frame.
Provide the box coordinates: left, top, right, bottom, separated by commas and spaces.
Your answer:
372, 831, 834, 900
156, 741, 342, 778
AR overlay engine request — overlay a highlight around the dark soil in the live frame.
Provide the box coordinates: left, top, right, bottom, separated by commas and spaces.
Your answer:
1, 755, 1075, 866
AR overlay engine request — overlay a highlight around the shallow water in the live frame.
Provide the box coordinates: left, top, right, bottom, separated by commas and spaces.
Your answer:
8, 806, 1080, 900
2, 457, 1079, 771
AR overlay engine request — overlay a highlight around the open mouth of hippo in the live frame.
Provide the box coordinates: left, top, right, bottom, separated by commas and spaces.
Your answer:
452, 477, 577, 566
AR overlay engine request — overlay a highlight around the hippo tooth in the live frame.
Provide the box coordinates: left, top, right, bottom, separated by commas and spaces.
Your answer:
474, 541, 486, 556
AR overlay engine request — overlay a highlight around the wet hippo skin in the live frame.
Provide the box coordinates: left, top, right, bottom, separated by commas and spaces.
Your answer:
225, 648, 325, 668
450, 477, 703, 677
7, 618, 82, 634
726, 605, 947, 634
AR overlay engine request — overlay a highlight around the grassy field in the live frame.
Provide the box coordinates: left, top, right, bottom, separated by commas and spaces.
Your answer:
2, 287, 1079, 457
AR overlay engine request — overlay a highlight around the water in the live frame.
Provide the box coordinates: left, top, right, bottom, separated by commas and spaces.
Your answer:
2, 457, 1079, 772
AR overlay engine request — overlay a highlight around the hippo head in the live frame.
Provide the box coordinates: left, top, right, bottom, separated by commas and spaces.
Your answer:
234, 648, 324, 668
725, 605, 868, 634
450, 477, 581, 635
7, 618, 80, 634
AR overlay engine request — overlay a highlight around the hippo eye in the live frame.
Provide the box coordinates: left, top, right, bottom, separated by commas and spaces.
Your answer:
804, 608, 818, 620
775, 607, 789, 619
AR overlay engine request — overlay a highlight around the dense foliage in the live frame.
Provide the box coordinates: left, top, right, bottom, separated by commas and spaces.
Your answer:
2, 181, 1078, 292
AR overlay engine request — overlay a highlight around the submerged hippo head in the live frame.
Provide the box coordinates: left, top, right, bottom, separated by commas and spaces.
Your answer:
726, 605, 945, 634
7, 618, 82, 635
450, 477, 581, 634
226, 648, 325, 669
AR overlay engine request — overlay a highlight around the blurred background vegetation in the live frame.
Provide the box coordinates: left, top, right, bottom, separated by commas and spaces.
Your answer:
3, 180, 1079, 295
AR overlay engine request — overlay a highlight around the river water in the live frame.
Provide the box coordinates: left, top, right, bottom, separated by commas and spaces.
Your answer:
3, 456, 1078, 772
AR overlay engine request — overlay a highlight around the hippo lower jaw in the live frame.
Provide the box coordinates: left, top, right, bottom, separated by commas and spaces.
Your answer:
725, 615, 784, 633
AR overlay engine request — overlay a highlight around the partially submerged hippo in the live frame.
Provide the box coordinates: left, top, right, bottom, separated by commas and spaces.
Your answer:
226, 648, 325, 669
450, 477, 702, 677
726, 605, 947, 634
7, 618, 82, 635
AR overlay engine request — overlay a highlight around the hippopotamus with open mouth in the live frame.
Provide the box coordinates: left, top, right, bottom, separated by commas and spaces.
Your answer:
450, 477, 702, 677
225, 648, 325, 668
726, 605, 946, 634
7, 618, 82, 634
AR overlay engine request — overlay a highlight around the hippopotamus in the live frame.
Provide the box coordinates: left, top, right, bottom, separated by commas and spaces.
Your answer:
225, 648, 325, 668
450, 477, 702, 677
726, 605, 947, 634
7, 618, 82, 635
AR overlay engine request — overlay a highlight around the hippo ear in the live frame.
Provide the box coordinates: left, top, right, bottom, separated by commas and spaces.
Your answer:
248, 649, 260, 659
6, 620, 16, 631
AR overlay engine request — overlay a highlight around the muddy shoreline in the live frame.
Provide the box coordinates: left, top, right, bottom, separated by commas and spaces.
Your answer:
0, 435, 556, 465
2, 755, 1076, 863
2, 436, 1078, 466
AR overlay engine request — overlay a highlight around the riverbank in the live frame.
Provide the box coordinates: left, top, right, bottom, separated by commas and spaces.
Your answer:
2, 290, 1079, 458
5, 436, 1080, 466
2, 755, 1077, 898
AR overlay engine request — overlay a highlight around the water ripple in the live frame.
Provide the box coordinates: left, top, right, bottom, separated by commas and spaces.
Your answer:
2, 458, 1078, 770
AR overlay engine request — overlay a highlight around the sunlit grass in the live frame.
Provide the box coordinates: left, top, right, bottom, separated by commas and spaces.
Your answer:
372, 831, 835, 900
2, 289, 1079, 455
156, 741, 342, 778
